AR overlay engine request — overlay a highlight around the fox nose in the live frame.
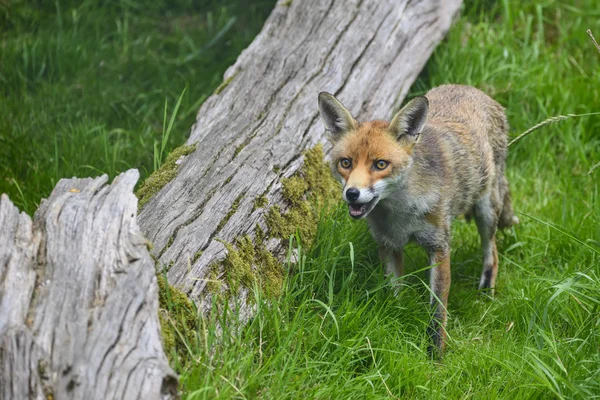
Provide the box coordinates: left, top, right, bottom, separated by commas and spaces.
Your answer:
345, 187, 360, 201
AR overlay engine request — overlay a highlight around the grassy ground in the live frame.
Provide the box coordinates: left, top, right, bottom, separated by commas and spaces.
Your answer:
0, 0, 275, 214
3, 0, 600, 399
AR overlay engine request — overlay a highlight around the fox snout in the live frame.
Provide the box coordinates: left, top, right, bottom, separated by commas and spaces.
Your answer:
343, 185, 379, 219
345, 187, 360, 201
343, 186, 374, 203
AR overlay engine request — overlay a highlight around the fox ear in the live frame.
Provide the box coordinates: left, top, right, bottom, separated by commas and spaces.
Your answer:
318, 92, 357, 141
389, 96, 429, 144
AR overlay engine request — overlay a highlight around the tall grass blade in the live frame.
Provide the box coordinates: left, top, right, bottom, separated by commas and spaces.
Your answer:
508, 112, 600, 147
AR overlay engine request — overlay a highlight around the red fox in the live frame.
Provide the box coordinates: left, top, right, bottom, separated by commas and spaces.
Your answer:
318, 84, 518, 355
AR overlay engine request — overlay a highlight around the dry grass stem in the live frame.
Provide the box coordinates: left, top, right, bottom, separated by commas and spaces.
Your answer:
508, 112, 600, 147
587, 29, 600, 54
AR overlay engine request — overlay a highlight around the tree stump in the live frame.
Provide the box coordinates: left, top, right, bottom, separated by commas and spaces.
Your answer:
138, 0, 462, 316
0, 170, 177, 400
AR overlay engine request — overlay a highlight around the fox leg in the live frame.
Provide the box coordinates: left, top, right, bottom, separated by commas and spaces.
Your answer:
473, 194, 500, 293
379, 245, 404, 295
427, 248, 451, 356
379, 245, 404, 278
497, 175, 519, 229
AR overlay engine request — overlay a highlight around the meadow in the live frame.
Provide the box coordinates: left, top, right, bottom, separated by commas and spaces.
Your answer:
1, 0, 275, 213
2, 0, 600, 398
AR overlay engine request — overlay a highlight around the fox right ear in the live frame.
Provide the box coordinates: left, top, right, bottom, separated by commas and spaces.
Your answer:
318, 92, 357, 141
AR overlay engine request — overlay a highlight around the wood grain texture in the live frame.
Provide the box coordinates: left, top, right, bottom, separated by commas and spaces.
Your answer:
0, 171, 177, 400
138, 0, 462, 310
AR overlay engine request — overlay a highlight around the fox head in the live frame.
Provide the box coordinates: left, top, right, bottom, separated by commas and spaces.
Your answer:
318, 92, 429, 219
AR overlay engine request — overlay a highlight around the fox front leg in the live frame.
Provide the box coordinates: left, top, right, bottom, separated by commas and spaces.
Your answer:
427, 248, 451, 357
379, 245, 404, 295
378, 245, 404, 279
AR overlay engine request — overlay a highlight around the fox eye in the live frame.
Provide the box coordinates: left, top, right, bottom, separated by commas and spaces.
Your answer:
374, 160, 389, 170
340, 158, 352, 169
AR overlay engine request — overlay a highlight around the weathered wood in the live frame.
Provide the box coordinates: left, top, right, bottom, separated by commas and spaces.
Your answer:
0, 170, 177, 400
139, 0, 462, 310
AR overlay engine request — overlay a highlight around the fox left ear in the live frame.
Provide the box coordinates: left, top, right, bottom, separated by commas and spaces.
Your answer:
389, 96, 429, 145
318, 92, 357, 142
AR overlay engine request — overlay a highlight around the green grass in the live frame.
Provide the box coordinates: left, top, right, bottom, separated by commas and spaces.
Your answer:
0, 0, 275, 213
3, 0, 600, 399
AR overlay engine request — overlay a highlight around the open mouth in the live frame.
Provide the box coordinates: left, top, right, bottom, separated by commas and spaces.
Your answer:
348, 197, 379, 219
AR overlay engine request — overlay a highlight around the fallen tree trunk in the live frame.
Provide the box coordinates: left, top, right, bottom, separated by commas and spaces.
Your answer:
138, 0, 462, 314
0, 170, 177, 400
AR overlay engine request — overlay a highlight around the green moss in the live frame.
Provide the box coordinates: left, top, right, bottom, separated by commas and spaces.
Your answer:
205, 186, 218, 204
302, 144, 339, 203
233, 143, 246, 158
210, 145, 337, 299
253, 195, 268, 210
206, 263, 222, 294
192, 250, 203, 264
159, 313, 175, 358
254, 237, 283, 298
266, 202, 315, 246
165, 261, 174, 272
255, 223, 266, 241
219, 234, 283, 298
214, 72, 237, 95
281, 0, 293, 6
156, 273, 197, 361
216, 194, 244, 232
265, 145, 339, 248
136, 144, 197, 209
221, 236, 255, 295
281, 176, 308, 205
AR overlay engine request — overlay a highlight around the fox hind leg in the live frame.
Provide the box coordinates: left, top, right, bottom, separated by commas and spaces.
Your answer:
473, 193, 500, 293
497, 175, 519, 229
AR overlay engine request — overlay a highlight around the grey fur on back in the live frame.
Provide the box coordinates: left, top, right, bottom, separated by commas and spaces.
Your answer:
424, 84, 515, 229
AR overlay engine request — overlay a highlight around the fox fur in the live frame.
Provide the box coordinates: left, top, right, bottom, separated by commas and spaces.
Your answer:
318, 84, 518, 355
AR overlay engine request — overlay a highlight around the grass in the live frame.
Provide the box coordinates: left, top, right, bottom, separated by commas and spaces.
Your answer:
0, 0, 276, 214
3, 0, 600, 399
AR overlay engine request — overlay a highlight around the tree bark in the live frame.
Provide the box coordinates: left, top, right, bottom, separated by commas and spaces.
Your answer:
138, 0, 462, 311
0, 170, 177, 400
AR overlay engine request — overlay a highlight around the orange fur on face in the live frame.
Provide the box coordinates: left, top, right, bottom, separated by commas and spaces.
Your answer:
332, 121, 412, 189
